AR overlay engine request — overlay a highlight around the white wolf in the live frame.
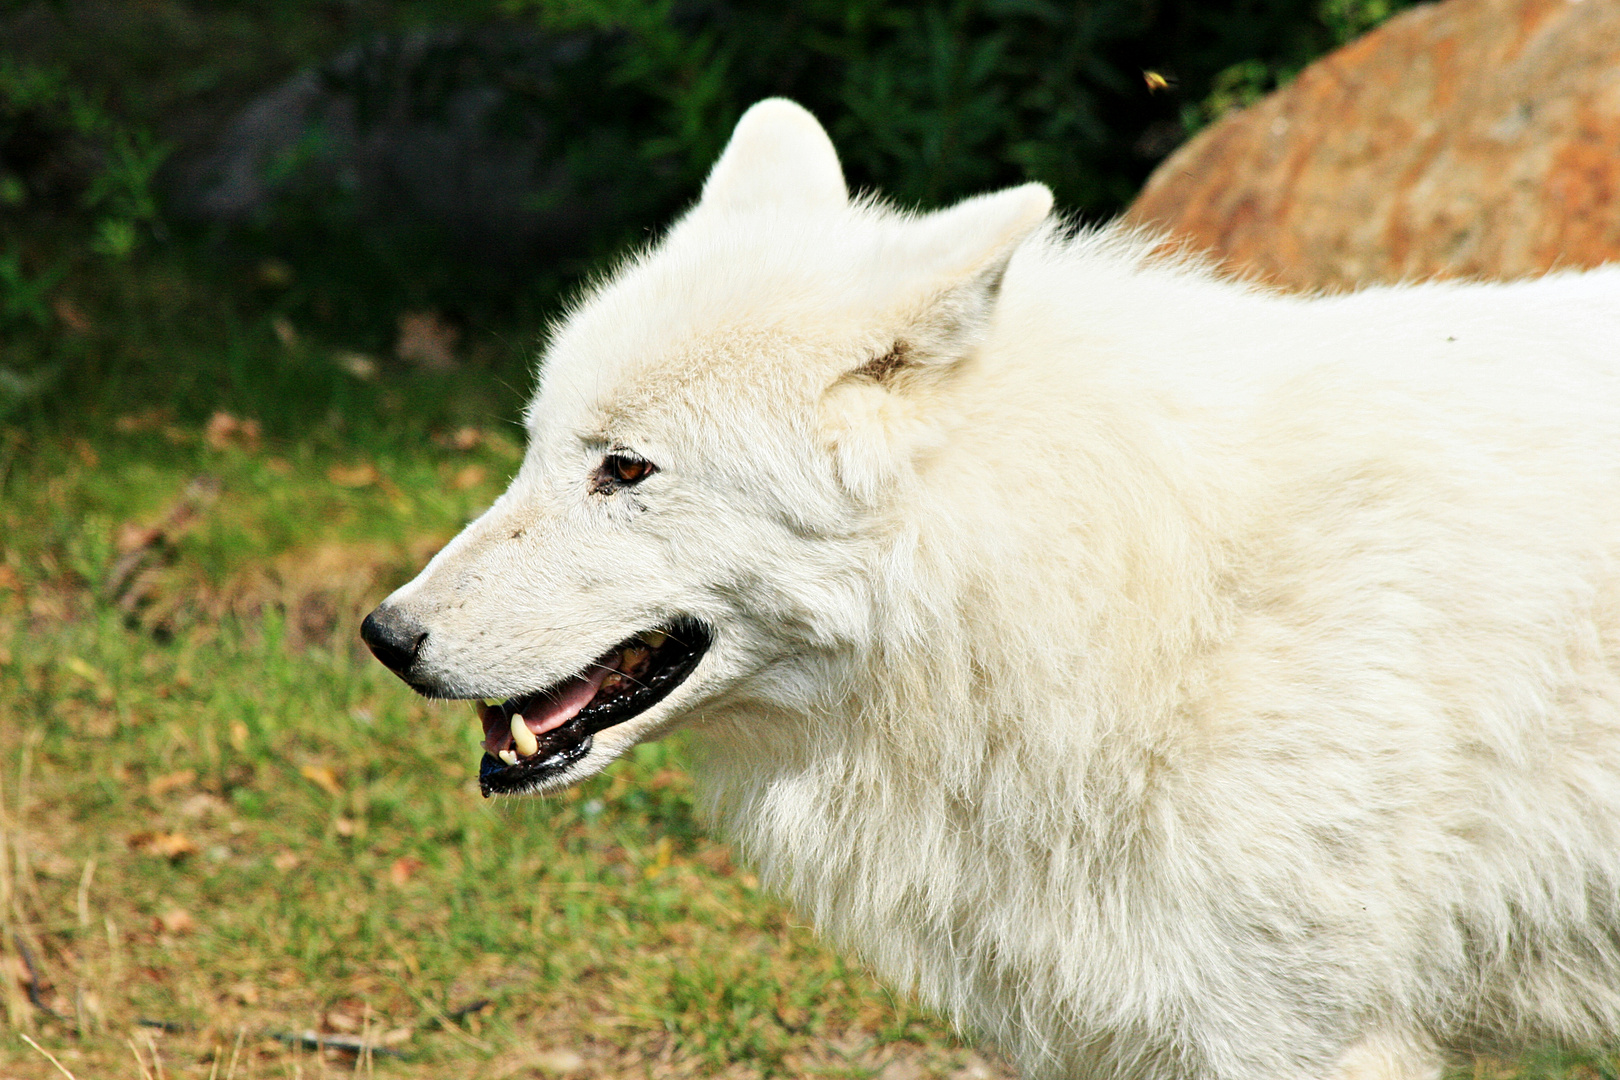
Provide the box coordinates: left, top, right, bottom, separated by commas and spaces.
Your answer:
363, 99, 1620, 1080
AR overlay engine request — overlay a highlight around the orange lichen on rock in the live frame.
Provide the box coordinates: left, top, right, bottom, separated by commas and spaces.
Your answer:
1126, 0, 1620, 292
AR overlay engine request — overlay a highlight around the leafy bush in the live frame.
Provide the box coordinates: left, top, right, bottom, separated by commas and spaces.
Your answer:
0, 58, 169, 257
510, 0, 1418, 233
163, 0, 1416, 326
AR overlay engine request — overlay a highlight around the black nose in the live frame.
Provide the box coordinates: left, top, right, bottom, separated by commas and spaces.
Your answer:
360, 604, 427, 677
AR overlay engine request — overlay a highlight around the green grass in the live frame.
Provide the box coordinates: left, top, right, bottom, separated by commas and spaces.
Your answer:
0, 391, 1006, 1079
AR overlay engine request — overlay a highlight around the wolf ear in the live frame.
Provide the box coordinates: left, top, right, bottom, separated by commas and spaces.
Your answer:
823, 183, 1052, 503
849, 183, 1054, 391
701, 99, 847, 213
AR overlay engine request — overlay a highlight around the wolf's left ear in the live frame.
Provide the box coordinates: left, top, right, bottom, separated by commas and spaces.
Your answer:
701, 99, 847, 213
849, 183, 1054, 390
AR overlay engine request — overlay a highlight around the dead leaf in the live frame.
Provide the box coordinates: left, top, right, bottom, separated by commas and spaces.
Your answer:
115, 409, 169, 434
115, 522, 162, 554
257, 259, 294, 288
0, 564, 20, 592
452, 465, 486, 490
180, 792, 226, 818
147, 769, 196, 797
75, 439, 99, 467
205, 411, 262, 452
324, 1008, 361, 1033
327, 463, 379, 489
156, 907, 196, 935
52, 297, 91, 334
334, 352, 379, 381
228, 980, 260, 1005
129, 831, 199, 860
334, 816, 360, 837
446, 426, 483, 451
388, 856, 424, 886
395, 311, 460, 371
272, 851, 301, 872
266, 457, 293, 476
300, 764, 343, 796
270, 315, 298, 348
532, 1049, 587, 1076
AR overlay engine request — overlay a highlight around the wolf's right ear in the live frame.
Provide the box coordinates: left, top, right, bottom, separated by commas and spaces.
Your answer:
700, 99, 848, 213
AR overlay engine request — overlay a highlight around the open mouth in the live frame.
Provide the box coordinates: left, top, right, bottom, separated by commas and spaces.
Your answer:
474, 618, 711, 796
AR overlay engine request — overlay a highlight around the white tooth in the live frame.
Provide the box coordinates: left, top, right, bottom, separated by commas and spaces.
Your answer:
601, 673, 625, 691
510, 713, 539, 757
640, 630, 667, 648
498, 749, 519, 766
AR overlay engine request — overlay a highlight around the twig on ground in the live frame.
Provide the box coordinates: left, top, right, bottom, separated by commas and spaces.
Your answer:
18, 1033, 78, 1080
126, 1036, 154, 1080
13, 932, 67, 1021
270, 1031, 407, 1059
447, 998, 492, 1022
137, 1018, 189, 1033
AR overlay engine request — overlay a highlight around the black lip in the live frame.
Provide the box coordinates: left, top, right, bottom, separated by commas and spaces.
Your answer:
477, 618, 712, 796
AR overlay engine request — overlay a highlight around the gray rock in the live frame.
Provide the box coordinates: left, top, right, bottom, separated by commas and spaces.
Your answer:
165, 26, 609, 265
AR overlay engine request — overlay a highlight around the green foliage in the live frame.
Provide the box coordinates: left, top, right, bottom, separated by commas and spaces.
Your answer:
500, 0, 1418, 240
0, 58, 170, 259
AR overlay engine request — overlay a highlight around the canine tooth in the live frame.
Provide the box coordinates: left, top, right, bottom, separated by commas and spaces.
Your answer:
639, 630, 667, 648
498, 749, 519, 766
601, 672, 625, 691
511, 713, 539, 757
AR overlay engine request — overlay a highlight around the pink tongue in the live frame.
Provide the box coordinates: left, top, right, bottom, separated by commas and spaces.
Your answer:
525, 666, 611, 737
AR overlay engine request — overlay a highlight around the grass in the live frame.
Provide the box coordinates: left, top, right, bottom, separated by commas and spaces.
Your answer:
10, 345, 1620, 1080
0, 280, 1012, 1077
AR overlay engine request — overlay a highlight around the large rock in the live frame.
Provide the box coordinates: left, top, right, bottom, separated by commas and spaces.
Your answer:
1125, 0, 1620, 292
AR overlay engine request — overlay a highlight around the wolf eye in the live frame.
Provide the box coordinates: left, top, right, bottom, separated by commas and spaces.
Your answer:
593, 452, 657, 493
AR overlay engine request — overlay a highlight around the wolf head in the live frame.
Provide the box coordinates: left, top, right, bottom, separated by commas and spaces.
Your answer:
363, 99, 1052, 795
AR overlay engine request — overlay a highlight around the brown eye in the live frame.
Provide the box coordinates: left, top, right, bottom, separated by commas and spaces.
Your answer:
594, 452, 657, 492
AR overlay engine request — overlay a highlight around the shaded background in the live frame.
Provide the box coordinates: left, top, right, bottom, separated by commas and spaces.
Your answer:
1, 0, 1409, 438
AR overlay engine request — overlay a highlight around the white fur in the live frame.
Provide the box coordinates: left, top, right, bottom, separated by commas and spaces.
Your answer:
381, 99, 1620, 1080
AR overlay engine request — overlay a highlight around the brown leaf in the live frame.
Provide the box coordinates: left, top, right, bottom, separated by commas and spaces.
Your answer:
272, 850, 301, 872
52, 297, 91, 334
205, 411, 262, 452
326, 463, 380, 489
388, 856, 424, 886
156, 907, 196, 935
395, 311, 460, 371
228, 980, 260, 1006
334, 352, 379, 380
179, 792, 226, 818
270, 315, 298, 348
114, 409, 169, 434
532, 1049, 587, 1076
129, 831, 199, 860
0, 564, 21, 592
147, 768, 196, 798
300, 763, 343, 796
448, 426, 483, 451
115, 522, 163, 555
452, 465, 486, 491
